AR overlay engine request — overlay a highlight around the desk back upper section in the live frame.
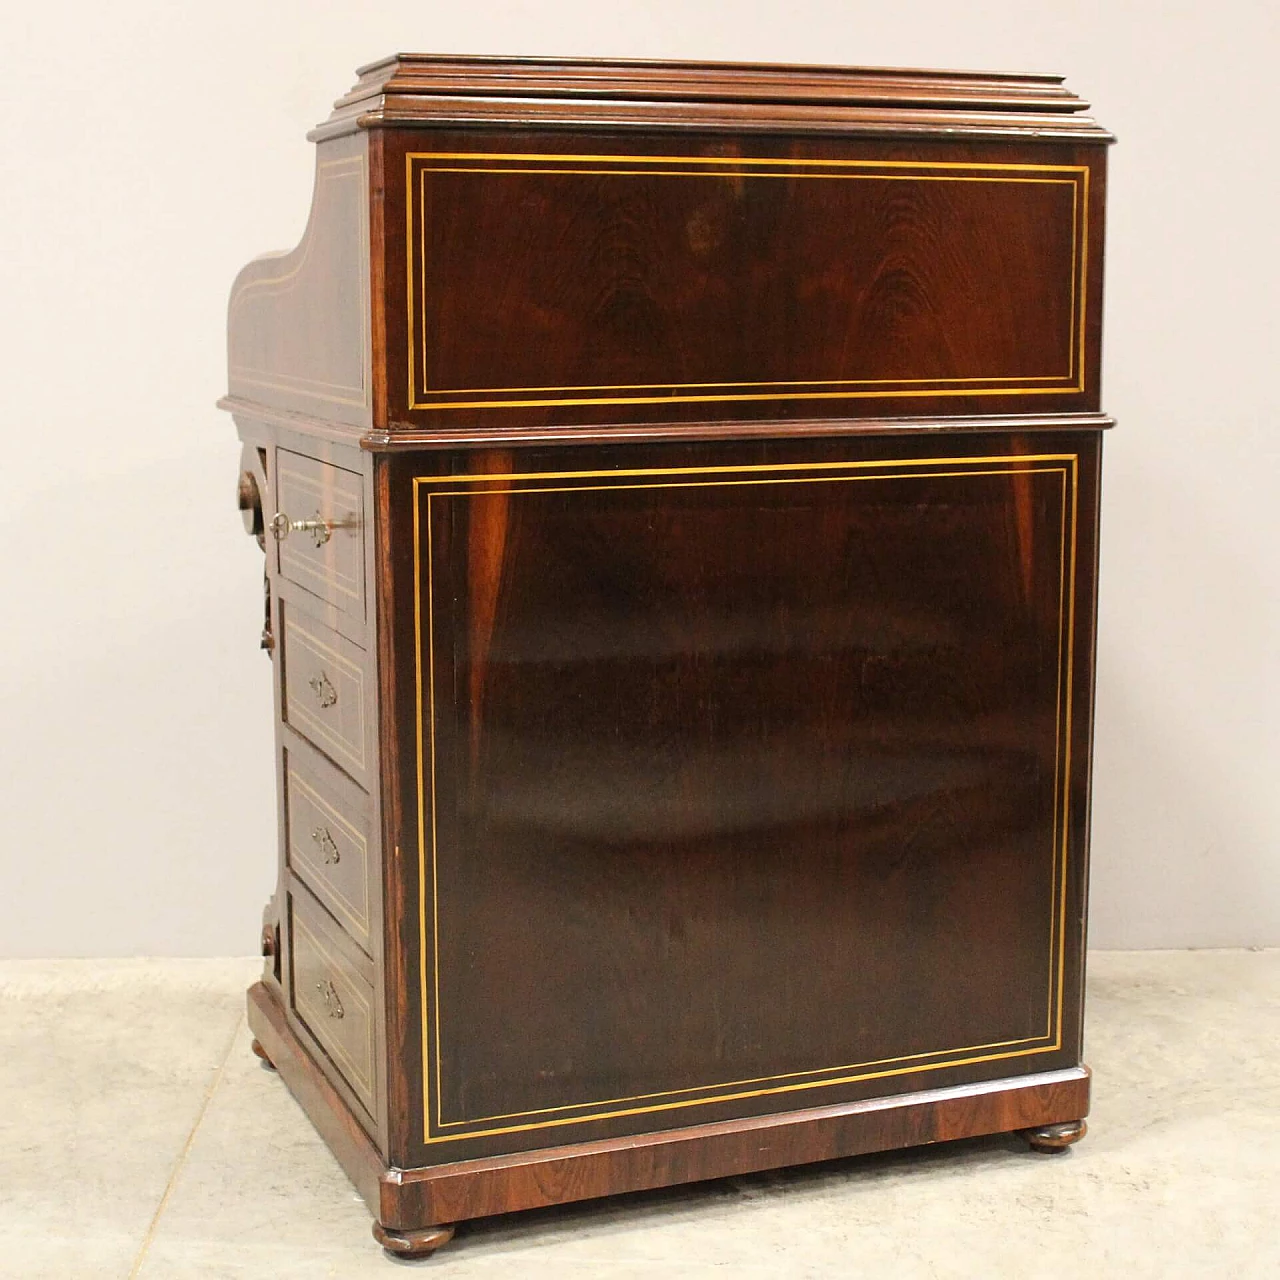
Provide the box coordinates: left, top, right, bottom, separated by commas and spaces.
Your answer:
224, 55, 1112, 442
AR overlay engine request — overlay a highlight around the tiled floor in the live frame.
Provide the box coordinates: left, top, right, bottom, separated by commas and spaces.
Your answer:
1, 951, 1277, 1278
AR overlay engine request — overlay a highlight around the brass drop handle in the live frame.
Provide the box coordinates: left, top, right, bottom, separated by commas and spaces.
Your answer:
308, 671, 337, 709
316, 979, 344, 1019
312, 826, 341, 864
269, 510, 355, 548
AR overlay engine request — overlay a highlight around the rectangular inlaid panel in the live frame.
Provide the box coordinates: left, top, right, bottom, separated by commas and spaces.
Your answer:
281, 610, 371, 786
290, 889, 377, 1118
411, 449, 1085, 1148
405, 149, 1092, 416
275, 450, 366, 619
285, 748, 374, 953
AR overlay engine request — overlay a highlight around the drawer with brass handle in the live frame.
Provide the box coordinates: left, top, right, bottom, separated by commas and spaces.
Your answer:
284, 748, 374, 954
274, 450, 365, 620
281, 610, 371, 787
289, 889, 377, 1119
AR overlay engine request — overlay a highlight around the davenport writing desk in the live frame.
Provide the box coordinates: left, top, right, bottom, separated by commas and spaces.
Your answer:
223, 54, 1111, 1257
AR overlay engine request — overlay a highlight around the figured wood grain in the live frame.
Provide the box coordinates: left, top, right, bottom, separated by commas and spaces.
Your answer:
375, 428, 1100, 1166
250, 979, 1086, 1236
381, 129, 1107, 430
314, 55, 1112, 143
380, 1065, 1091, 1227
408, 154, 1081, 409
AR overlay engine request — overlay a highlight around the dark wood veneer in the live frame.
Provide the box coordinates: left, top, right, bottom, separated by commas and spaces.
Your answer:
224, 53, 1110, 1257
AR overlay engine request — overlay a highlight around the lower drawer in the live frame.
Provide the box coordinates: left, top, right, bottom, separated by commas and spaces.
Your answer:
280, 606, 372, 787
289, 889, 377, 1119
284, 745, 374, 955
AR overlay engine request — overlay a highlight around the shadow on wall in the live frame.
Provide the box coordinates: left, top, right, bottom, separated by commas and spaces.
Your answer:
1089, 444, 1279, 949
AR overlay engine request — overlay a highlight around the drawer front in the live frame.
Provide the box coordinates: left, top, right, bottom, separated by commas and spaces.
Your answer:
275, 450, 365, 618
290, 892, 377, 1117
282, 612, 370, 785
285, 751, 374, 953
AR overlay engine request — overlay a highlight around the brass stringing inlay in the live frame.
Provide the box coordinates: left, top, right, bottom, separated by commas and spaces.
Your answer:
405, 152, 1090, 411
412, 453, 1080, 1143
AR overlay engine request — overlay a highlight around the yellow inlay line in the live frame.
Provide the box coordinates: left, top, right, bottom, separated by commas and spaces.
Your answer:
419, 152, 1089, 173
1058, 455, 1080, 1044
412, 453, 1077, 485
413, 454, 1079, 1140
406, 153, 1088, 408
230, 153, 368, 405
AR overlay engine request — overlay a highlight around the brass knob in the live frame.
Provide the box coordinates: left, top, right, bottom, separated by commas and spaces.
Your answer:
238, 471, 264, 544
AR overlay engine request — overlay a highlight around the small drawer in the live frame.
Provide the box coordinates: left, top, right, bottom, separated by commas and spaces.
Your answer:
290, 890, 377, 1118
281, 610, 371, 786
274, 450, 365, 619
285, 749, 374, 954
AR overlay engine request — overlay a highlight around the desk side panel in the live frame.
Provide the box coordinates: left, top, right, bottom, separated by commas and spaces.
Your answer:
378, 429, 1100, 1167
227, 133, 373, 428
379, 129, 1107, 431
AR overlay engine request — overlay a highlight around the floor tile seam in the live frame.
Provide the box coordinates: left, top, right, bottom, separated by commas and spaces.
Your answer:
125, 1009, 245, 1279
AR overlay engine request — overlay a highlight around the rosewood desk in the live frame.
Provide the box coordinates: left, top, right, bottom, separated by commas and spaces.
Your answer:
222, 54, 1112, 1257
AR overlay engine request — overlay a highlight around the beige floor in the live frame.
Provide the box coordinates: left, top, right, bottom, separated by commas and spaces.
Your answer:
1, 951, 1276, 1279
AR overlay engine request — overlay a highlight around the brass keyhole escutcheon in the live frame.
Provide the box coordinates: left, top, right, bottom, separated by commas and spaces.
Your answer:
270, 511, 355, 548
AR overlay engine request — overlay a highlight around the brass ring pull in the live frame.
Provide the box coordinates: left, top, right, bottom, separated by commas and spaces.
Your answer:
308, 672, 337, 709
316, 979, 344, 1019
269, 511, 355, 548
311, 826, 341, 864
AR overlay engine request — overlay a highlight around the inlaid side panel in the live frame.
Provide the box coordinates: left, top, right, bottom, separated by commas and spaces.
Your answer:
227, 132, 372, 426
388, 132, 1107, 428
387, 432, 1101, 1163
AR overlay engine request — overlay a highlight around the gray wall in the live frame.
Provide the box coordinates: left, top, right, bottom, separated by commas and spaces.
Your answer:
1, 0, 1276, 954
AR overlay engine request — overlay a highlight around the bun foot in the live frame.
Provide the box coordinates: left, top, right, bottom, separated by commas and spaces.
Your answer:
1021, 1119, 1087, 1153
250, 1038, 276, 1070
373, 1222, 455, 1259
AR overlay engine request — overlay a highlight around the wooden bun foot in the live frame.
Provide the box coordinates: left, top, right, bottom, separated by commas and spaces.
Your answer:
373, 1222, 455, 1259
250, 1038, 276, 1070
1020, 1119, 1087, 1153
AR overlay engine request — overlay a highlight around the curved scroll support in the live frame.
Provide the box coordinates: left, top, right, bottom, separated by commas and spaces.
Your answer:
226, 132, 371, 426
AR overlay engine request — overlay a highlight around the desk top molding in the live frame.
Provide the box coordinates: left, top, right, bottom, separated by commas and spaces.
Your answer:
310, 53, 1115, 142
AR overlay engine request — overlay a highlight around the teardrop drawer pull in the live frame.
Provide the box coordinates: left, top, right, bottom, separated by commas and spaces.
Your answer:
316, 979, 344, 1019
308, 671, 338, 708
311, 826, 341, 864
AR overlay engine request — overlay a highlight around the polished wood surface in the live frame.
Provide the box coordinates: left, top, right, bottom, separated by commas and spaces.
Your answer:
224, 53, 1110, 1256
399, 137, 1097, 424
316, 54, 1112, 142
248, 978, 1089, 1228
378, 428, 1100, 1165
1021, 1118, 1089, 1152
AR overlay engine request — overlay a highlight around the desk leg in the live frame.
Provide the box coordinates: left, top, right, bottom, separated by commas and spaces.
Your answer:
1021, 1119, 1088, 1153
373, 1222, 456, 1259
